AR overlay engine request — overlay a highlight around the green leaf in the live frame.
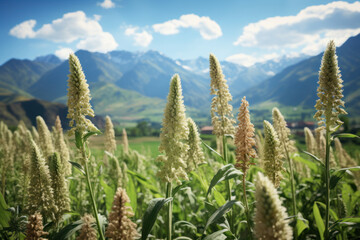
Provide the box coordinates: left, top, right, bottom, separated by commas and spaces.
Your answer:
313, 202, 325, 240
201, 140, 223, 160
83, 130, 101, 142
100, 178, 115, 213
334, 166, 360, 172
0, 192, 10, 227
172, 181, 190, 197
52, 219, 84, 240
141, 198, 173, 240
203, 229, 229, 240
207, 164, 242, 197
330, 169, 347, 189
296, 216, 309, 237
127, 176, 137, 212
316, 201, 338, 221
75, 130, 82, 149
174, 220, 197, 233
293, 155, 318, 172
127, 169, 160, 195
332, 133, 360, 140
69, 161, 85, 175
213, 189, 226, 206
203, 200, 239, 234
302, 151, 325, 167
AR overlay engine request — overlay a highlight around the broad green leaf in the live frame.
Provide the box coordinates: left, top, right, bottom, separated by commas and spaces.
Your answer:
174, 237, 193, 240
330, 169, 347, 189
141, 197, 173, 240
203, 229, 229, 240
83, 130, 101, 142
174, 220, 197, 234
334, 166, 360, 172
201, 140, 223, 159
293, 155, 317, 172
296, 216, 309, 237
207, 164, 242, 197
213, 189, 226, 206
316, 201, 338, 221
127, 176, 137, 212
69, 161, 85, 175
52, 219, 84, 240
313, 202, 325, 240
100, 178, 115, 212
172, 181, 190, 197
192, 171, 208, 193
332, 133, 360, 140
0, 192, 10, 227
203, 200, 238, 234
302, 151, 325, 167
127, 169, 160, 195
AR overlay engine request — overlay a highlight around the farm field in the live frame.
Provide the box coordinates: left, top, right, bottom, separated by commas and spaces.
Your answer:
0, 43, 359, 240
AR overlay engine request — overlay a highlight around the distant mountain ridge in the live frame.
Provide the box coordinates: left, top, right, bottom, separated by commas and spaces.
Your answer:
238, 33, 360, 116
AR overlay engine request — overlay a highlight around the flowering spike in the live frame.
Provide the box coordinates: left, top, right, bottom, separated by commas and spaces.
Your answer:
27, 140, 57, 221
67, 53, 98, 136
77, 214, 97, 240
105, 116, 117, 155
157, 74, 189, 183
53, 116, 72, 175
185, 118, 205, 173
304, 127, 316, 155
49, 152, 71, 223
25, 212, 48, 240
263, 120, 284, 188
272, 108, 296, 154
36, 116, 54, 158
235, 97, 257, 175
254, 172, 293, 240
209, 53, 235, 137
122, 128, 129, 154
314, 40, 347, 130
105, 187, 138, 240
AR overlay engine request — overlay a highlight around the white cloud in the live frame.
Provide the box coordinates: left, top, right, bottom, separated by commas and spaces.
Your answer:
9, 20, 36, 38
234, 1, 360, 54
125, 27, 153, 47
77, 32, 118, 52
98, 0, 115, 9
9, 11, 118, 53
55, 47, 74, 60
153, 14, 222, 40
226, 53, 280, 67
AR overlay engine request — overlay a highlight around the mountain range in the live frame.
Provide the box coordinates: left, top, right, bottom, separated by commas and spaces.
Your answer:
0, 33, 359, 126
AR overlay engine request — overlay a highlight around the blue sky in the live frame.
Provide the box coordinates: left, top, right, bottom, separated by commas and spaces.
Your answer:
1, 0, 360, 66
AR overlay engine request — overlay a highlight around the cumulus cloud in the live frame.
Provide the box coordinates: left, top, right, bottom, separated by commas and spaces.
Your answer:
98, 0, 115, 9
9, 11, 118, 52
9, 20, 36, 38
55, 48, 74, 60
226, 53, 281, 67
125, 27, 153, 47
234, 1, 360, 54
153, 14, 222, 40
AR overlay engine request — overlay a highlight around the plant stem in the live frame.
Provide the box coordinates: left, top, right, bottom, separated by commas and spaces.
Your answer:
81, 143, 105, 240
166, 182, 173, 240
223, 135, 233, 232
283, 142, 297, 240
324, 127, 331, 239
242, 174, 252, 239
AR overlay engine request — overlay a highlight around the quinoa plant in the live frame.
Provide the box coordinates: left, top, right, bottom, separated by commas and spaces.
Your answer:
314, 40, 347, 239
66, 53, 104, 240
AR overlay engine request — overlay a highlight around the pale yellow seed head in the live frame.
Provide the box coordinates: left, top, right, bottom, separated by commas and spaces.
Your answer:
67, 53, 98, 137
185, 118, 205, 173
77, 214, 97, 240
272, 107, 296, 155
105, 116, 117, 155
36, 116, 54, 158
254, 172, 293, 240
105, 187, 138, 240
157, 74, 189, 183
263, 120, 284, 188
209, 53, 235, 137
314, 40, 347, 130
235, 97, 257, 175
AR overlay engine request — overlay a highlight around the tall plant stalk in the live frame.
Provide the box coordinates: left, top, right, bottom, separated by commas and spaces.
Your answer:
324, 128, 331, 239
80, 141, 105, 240
242, 174, 252, 239
166, 182, 173, 240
